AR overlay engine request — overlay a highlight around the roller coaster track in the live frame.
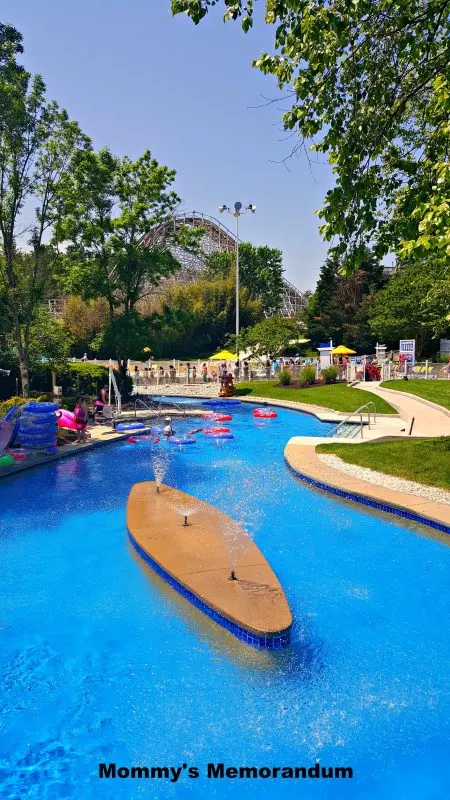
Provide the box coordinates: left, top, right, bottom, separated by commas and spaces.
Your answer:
49, 212, 308, 319
142, 211, 308, 318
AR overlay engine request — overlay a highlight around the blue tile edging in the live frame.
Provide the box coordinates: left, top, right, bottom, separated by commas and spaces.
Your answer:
127, 530, 291, 650
285, 458, 450, 536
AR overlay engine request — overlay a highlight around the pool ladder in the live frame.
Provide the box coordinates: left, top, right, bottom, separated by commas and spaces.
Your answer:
327, 402, 376, 439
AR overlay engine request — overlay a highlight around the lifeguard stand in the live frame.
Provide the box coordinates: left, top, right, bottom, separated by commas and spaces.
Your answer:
318, 340, 333, 370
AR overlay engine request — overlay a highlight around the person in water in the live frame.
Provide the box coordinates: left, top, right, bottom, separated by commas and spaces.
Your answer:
74, 396, 89, 443
163, 416, 174, 436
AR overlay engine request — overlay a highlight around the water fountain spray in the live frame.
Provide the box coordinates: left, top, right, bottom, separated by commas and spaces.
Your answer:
151, 450, 170, 493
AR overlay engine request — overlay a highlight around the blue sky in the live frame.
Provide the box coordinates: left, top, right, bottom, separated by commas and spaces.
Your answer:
2, 0, 334, 290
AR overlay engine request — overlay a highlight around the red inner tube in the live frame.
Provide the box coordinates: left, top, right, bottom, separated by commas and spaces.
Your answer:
214, 414, 232, 421
253, 409, 277, 418
203, 426, 231, 435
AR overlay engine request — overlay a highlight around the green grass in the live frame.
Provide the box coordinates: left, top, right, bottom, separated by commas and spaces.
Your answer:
235, 381, 396, 414
381, 380, 450, 411
317, 437, 450, 490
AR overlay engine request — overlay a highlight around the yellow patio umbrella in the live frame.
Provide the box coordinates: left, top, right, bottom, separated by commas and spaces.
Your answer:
332, 345, 356, 355
209, 349, 237, 360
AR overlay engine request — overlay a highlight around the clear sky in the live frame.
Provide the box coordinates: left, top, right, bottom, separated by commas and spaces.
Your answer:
2, 0, 334, 290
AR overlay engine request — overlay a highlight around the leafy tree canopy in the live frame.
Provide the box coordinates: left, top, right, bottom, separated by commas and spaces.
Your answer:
148, 274, 262, 358
207, 241, 284, 314
368, 258, 449, 356
227, 315, 301, 360
0, 24, 87, 393
172, 1, 450, 266
305, 248, 384, 350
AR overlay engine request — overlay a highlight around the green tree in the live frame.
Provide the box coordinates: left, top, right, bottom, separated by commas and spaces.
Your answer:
62, 295, 109, 355
172, 1, 450, 267
368, 259, 448, 357
228, 315, 301, 360
55, 147, 202, 371
207, 242, 284, 313
0, 24, 87, 394
305, 249, 384, 350
148, 274, 262, 358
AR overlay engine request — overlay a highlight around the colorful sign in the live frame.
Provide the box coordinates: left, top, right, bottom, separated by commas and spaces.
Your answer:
399, 339, 415, 363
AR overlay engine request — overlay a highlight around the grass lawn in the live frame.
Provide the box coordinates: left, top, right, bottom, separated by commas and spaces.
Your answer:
381, 380, 450, 411
317, 437, 450, 490
235, 381, 396, 414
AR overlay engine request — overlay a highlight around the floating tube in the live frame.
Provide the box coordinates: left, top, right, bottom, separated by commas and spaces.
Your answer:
57, 410, 77, 431
23, 401, 59, 413
8, 449, 27, 460
253, 408, 277, 419
18, 402, 58, 451
202, 399, 241, 407
168, 436, 196, 445
0, 420, 12, 452
116, 422, 146, 432
203, 427, 230, 435
3, 406, 20, 447
214, 414, 232, 422
210, 432, 234, 440
127, 436, 138, 443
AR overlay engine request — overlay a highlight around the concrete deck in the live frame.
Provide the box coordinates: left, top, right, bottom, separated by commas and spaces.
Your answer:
356, 382, 450, 437
127, 482, 293, 639
284, 443, 450, 535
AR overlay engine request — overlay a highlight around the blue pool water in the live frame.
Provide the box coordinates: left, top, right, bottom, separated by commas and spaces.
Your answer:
1, 404, 449, 799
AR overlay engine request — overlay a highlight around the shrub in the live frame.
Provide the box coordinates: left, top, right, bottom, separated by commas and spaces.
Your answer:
0, 396, 28, 415
321, 365, 339, 384
299, 365, 316, 386
278, 368, 292, 386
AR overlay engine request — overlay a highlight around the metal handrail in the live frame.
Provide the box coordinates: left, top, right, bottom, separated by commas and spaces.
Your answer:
133, 395, 188, 420
327, 401, 377, 439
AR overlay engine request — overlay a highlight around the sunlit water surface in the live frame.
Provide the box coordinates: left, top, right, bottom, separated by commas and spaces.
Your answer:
0, 403, 449, 799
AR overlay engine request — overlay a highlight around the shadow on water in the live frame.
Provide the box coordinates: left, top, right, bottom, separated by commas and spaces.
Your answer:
127, 542, 325, 683
287, 467, 450, 547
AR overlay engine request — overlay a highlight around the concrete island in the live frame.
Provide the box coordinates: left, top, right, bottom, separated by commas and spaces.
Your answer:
126, 482, 293, 649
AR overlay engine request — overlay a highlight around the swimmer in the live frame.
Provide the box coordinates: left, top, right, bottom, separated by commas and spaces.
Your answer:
163, 416, 174, 436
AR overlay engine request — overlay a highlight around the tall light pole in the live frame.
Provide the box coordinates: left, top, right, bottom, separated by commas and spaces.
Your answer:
218, 202, 256, 357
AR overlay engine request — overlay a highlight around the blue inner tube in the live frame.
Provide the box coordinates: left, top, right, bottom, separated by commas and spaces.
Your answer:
19, 424, 57, 436
116, 422, 146, 432
168, 436, 196, 445
22, 402, 59, 413
209, 432, 234, 440
202, 399, 241, 407
19, 436, 57, 446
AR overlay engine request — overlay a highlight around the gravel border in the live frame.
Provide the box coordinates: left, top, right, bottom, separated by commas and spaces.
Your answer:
318, 453, 450, 506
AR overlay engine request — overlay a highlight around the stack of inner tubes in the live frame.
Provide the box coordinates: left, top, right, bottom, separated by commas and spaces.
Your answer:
18, 402, 59, 454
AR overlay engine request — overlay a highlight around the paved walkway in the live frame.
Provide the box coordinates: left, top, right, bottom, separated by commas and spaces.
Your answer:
355, 382, 450, 437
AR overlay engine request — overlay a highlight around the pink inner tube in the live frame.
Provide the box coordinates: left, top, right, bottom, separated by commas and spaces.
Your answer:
203, 426, 231, 435
57, 410, 77, 431
214, 414, 232, 422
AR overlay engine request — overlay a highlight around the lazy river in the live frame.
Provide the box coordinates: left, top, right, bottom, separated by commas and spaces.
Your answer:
0, 403, 449, 799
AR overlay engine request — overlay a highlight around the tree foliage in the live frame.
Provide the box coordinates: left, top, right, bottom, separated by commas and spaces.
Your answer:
62, 296, 109, 354
0, 23, 87, 394
148, 274, 262, 358
207, 241, 284, 314
55, 147, 203, 368
368, 259, 449, 356
228, 315, 301, 360
172, 1, 450, 266
305, 249, 385, 350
